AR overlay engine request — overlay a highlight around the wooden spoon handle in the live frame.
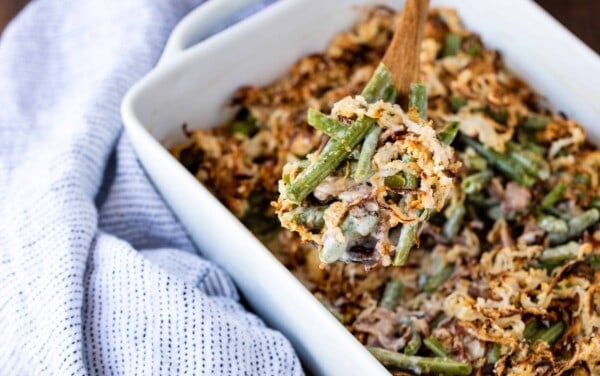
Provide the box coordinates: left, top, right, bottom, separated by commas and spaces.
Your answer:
382, 0, 430, 97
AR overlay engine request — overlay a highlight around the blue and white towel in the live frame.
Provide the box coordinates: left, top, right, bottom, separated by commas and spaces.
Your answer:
0, 0, 302, 374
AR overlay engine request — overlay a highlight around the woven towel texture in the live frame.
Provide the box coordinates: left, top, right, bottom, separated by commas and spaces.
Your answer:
0, 0, 301, 374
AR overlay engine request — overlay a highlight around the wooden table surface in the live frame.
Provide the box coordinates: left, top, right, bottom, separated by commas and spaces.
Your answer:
1, 0, 599, 53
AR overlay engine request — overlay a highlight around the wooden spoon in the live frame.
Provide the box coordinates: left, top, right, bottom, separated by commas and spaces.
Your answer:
382, 0, 430, 102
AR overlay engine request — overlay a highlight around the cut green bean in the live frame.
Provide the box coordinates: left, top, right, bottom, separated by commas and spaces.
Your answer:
443, 33, 462, 57
438, 121, 461, 145
450, 96, 467, 112
464, 153, 487, 171
523, 319, 539, 340
409, 83, 428, 119
393, 223, 419, 266
530, 321, 565, 346
367, 347, 472, 376
539, 241, 580, 265
523, 114, 551, 130
355, 126, 382, 182
404, 329, 422, 356
423, 264, 455, 293
506, 142, 549, 180
307, 108, 348, 139
285, 65, 392, 203
423, 336, 451, 357
540, 183, 567, 210
285, 116, 376, 203
404, 172, 419, 190
487, 204, 503, 220
537, 214, 568, 235
381, 84, 398, 103
230, 120, 257, 136
468, 193, 499, 208
549, 208, 600, 244
402, 155, 419, 189
588, 254, 600, 271
487, 343, 502, 364
380, 279, 404, 310
362, 63, 395, 103
462, 137, 535, 186
466, 42, 482, 57
282, 206, 326, 230
443, 204, 466, 240
461, 170, 493, 195
384, 174, 407, 189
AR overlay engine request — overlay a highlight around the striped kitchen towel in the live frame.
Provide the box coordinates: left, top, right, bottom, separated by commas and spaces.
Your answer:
0, 0, 301, 374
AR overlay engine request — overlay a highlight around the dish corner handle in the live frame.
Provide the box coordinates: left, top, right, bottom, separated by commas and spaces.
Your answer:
159, 0, 267, 65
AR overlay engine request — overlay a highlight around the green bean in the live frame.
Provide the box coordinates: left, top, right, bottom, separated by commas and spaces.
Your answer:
537, 214, 568, 235
354, 126, 381, 182
466, 42, 482, 57
402, 155, 419, 189
285, 116, 376, 203
393, 223, 419, 266
438, 121, 461, 145
461, 170, 493, 195
443, 204, 466, 240
486, 343, 502, 364
381, 83, 398, 103
430, 313, 447, 329
367, 347, 472, 376
539, 241, 580, 264
285, 65, 392, 203
230, 120, 257, 136
462, 137, 535, 186
307, 108, 348, 139
404, 172, 419, 190
380, 279, 404, 310
487, 205, 504, 220
506, 142, 549, 179
423, 336, 451, 357
485, 108, 509, 125
530, 321, 565, 346
525, 140, 547, 155
384, 174, 407, 189
523, 114, 551, 130
540, 183, 567, 210
443, 33, 462, 57
282, 206, 326, 230
467, 193, 499, 208
464, 153, 487, 171
409, 83, 428, 119
549, 208, 600, 244
404, 329, 422, 356
230, 110, 257, 136
450, 96, 467, 112
362, 63, 395, 103
423, 264, 455, 293
523, 319, 539, 340
588, 254, 600, 271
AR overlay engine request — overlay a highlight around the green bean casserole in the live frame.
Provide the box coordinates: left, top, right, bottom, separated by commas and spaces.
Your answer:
172, 7, 600, 375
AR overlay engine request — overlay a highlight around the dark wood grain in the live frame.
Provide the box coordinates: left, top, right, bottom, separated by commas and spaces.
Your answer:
0, 0, 28, 35
383, 0, 429, 97
0, 1, 598, 53
535, 0, 600, 53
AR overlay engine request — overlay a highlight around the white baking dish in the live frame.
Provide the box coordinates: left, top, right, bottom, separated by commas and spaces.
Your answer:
121, 0, 600, 374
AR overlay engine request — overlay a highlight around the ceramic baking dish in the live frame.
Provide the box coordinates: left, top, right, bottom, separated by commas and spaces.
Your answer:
121, 0, 600, 374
